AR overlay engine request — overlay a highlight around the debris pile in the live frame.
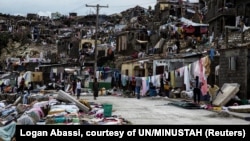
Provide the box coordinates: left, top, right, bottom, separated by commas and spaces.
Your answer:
0, 90, 130, 127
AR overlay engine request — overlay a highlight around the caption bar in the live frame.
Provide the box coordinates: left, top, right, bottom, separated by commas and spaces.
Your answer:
16, 125, 250, 140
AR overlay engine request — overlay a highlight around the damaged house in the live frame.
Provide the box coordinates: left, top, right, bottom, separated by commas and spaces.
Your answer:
206, 0, 250, 38
205, 0, 250, 100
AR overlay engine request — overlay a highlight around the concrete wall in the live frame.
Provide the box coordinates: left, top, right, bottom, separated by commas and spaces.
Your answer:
153, 59, 169, 75
219, 48, 248, 99
206, 0, 250, 37
121, 61, 149, 77
247, 49, 250, 99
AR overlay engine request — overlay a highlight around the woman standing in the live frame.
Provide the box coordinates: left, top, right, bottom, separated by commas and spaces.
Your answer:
92, 77, 99, 100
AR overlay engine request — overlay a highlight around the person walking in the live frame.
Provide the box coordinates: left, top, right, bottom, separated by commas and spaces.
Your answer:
76, 79, 81, 99
135, 74, 142, 99
130, 76, 136, 96
92, 77, 99, 100
191, 76, 202, 104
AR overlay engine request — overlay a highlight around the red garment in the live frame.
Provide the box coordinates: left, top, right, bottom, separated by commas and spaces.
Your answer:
183, 25, 195, 33
200, 26, 208, 34
108, 48, 113, 55
199, 59, 207, 96
131, 78, 136, 86
131, 52, 138, 58
20, 79, 25, 87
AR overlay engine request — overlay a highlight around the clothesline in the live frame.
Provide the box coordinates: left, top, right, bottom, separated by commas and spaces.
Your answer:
120, 55, 211, 95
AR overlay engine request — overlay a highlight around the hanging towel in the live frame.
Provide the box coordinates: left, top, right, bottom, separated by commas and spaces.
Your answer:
170, 71, 176, 88
184, 66, 191, 91
141, 77, 147, 96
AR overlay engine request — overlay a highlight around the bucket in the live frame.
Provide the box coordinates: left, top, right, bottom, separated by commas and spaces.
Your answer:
103, 104, 112, 117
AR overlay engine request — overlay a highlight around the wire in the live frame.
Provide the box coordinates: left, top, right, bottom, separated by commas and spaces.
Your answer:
68, 1, 155, 15
70, 5, 85, 12
111, 2, 155, 8
68, 0, 101, 13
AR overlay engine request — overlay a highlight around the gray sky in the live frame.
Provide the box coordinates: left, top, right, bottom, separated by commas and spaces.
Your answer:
0, 0, 156, 17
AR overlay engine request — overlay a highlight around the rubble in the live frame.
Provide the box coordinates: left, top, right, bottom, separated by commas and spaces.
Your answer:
0, 89, 130, 126
0, 1, 250, 141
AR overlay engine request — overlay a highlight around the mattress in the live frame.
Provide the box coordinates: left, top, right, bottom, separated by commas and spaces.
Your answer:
212, 83, 240, 106
228, 105, 250, 113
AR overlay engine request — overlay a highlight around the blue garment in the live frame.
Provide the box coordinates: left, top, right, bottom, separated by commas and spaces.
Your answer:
149, 88, 156, 97
115, 71, 119, 80
209, 48, 215, 60
103, 72, 107, 79
22, 91, 30, 104
146, 77, 150, 87
135, 86, 141, 99
0, 121, 16, 141
77, 88, 81, 97
1, 108, 15, 117
113, 71, 119, 81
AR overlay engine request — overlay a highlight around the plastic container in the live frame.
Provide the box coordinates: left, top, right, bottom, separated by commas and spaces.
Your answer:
103, 104, 112, 117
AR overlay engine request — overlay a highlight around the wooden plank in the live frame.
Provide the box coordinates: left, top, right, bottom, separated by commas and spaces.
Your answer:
13, 96, 21, 106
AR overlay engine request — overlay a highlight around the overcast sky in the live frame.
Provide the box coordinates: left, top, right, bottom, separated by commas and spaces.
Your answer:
0, 0, 156, 17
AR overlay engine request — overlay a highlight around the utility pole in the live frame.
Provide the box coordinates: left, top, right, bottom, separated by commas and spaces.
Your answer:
86, 4, 108, 79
